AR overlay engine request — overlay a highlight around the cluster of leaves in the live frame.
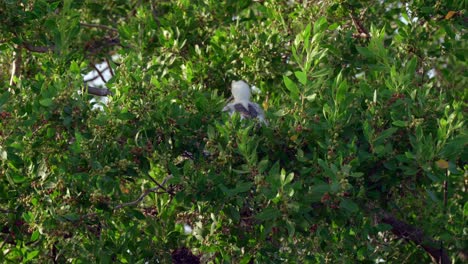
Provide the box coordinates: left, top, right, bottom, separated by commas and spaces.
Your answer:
0, 0, 466, 263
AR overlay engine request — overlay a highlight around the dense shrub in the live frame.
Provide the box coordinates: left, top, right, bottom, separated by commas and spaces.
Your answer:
0, 0, 466, 263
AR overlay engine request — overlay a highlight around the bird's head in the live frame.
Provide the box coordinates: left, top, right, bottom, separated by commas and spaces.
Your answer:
231, 80, 251, 101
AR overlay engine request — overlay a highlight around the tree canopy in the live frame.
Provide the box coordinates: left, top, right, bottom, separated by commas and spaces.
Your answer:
0, 0, 466, 263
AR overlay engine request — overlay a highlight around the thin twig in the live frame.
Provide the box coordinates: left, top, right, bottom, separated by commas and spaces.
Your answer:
349, 12, 370, 38
83, 74, 103, 83
0, 232, 12, 251
114, 175, 172, 210
105, 57, 114, 77
440, 169, 449, 263
443, 170, 448, 214
90, 63, 107, 83
80, 23, 118, 33
146, 173, 162, 187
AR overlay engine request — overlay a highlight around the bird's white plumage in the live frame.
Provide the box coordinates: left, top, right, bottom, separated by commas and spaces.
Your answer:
223, 80, 267, 125
231, 80, 251, 101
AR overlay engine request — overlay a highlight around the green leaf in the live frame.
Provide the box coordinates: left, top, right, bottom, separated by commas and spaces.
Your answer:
274, 109, 288, 116
236, 181, 253, 193
350, 172, 364, 178
0, 146, 7, 161
340, 199, 359, 213
0, 91, 10, 107
283, 75, 299, 100
392, 120, 407, 127
294, 71, 307, 85
25, 250, 39, 261
282, 172, 294, 185
129, 210, 146, 220
257, 159, 269, 173
318, 159, 334, 178
302, 23, 312, 44
30, 230, 40, 242
374, 127, 398, 145
39, 98, 54, 107
255, 206, 281, 221
336, 80, 347, 104
220, 181, 253, 197
356, 46, 373, 58
440, 134, 468, 160
118, 111, 135, 121
309, 68, 329, 78
280, 168, 286, 183
406, 57, 418, 76
464, 202, 468, 216
228, 206, 240, 222
12, 173, 27, 184
63, 214, 80, 221
426, 189, 439, 202
70, 60, 80, 74
296, 149, 306, 162
23, 212, 34, 223
305, 93, 317, 101
375, 223, 392, 232
313, 17, 327, 34
207, 125, 216, 139
240, 255, 252, 264
310, 183, 330, 202
286, 220, 295, 238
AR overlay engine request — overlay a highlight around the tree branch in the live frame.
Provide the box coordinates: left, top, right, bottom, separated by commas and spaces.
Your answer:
23, 43, 54, 53
105, 57, 114, 77
90, 63, 108, 83
114, 175, 172, 210
80, 23, 119, 33
83, 73, 103, 83
380, 211, 450, 264
348, 10, 370, 39
86, 85, 112, 96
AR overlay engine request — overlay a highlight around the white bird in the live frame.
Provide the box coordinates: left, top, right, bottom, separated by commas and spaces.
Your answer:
222, 80, 267, 125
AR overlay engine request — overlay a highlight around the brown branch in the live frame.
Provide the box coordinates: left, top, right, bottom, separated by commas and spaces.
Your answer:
90, 63, 107, 83
114, 175, 172, 210
84, 67, 111, 83
146, 173, 169, 193
80, 23, 119, 33
84, 37, 121, 55
86, 85, 112, 96
105, 57, 114, 77
380, 211, 450, 264
23, 42, 54, 53
349, 11, 370, 39
83, 74, 103, 83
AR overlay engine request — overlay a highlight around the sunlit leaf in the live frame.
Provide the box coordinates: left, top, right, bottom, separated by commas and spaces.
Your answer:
294, 71, 307, 85
435, 159, 449, 169
445, 11, 456, 20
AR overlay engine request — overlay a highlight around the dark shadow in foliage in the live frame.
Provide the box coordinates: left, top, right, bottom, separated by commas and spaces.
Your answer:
171, 247, 200, 264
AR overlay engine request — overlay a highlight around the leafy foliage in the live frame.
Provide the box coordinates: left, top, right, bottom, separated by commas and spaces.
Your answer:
0, 0, 466, 263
